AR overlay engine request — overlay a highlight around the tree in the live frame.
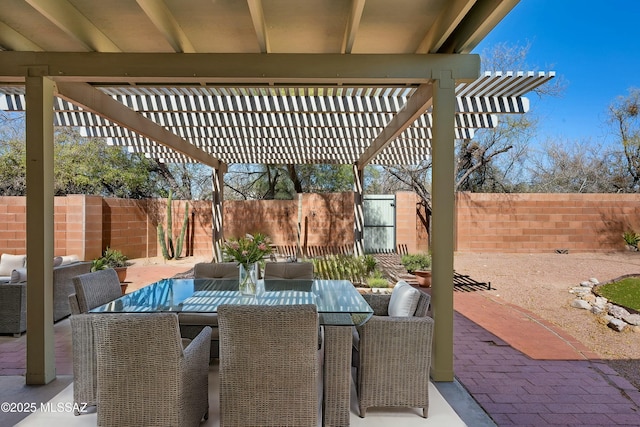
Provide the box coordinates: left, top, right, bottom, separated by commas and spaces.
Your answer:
527, 139, 620, 193
456, 115, 535, 193
608, 88, 640, 192
0, 137, 26, 195
0, 124, 168, 198
372, 42, 562, 243
223, 163, 354, 200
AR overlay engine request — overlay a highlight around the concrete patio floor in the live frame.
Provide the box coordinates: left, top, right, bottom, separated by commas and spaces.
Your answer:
2, 258, 640, 425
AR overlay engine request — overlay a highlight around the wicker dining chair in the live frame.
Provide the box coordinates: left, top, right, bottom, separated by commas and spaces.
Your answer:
218, 304, 319, 427
193, 261, 239, 279
71, 268, 123, 314
92, 313, 211, 427
353, 284, 433, 418
263, 261, 314, 280
68, 268, 126, 414
180, 262, 240, 359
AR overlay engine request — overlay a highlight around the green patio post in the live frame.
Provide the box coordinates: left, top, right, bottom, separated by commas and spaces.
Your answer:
212, 166, 224, 262
430, 70, 456, 382
353, 165, 365, 256
25, 73, 56, 384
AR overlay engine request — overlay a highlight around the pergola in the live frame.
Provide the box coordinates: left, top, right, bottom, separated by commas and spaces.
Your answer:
0, 0, 546, 386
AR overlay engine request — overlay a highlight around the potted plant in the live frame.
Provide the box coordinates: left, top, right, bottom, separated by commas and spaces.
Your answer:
92, 247, 130, 290
622, 230, 639, 251
401, 253, 432, 287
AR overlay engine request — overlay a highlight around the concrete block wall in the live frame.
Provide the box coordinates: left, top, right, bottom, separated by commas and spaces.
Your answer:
0, 195, 103, 260
6, 192, 637, 258
301, 193, 354, 246
0, 196, 26, 254
224, 199, 297, 246
456, 192, 640, 253
223, 193, 355, 249
395, 191, 429, 254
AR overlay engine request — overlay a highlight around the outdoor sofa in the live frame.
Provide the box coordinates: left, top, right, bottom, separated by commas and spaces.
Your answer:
0, 258, 92, 335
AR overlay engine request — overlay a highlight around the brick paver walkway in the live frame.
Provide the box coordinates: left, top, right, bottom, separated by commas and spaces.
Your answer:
376, 252, 640, 425
455, 311, 640, 425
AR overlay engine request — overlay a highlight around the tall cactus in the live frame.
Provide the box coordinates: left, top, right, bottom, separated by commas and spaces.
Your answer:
175, 202, 189, 259
158, 191, 189, 259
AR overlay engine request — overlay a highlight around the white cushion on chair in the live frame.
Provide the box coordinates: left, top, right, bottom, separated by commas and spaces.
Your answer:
0, 254, 26, 276
60, 255, 79, 265
388, 280, 420, 317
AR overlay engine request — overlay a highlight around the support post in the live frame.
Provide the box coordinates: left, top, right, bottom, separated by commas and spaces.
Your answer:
430, 71, 456, 382
25, 74, 56, 384
211, 167, 224, 261
353, 165, 364, 256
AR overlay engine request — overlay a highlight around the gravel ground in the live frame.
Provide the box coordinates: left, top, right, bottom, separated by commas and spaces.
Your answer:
454, 251, 640, 389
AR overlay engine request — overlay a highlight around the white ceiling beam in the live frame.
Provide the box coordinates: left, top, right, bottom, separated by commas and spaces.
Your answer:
54, 82, 225, 170
0, 22, 43, 51
246, 0, 270, 53
0, 52, 480, 85
437, 0, 520, 54
341, 0, 366, 54
357, 83, 434, 167
136, 0, 195, 53
416, 0, 474, 53
25, 0, 120, 52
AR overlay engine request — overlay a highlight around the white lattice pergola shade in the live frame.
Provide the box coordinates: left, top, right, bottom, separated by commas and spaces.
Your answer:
0, 71, 553, 166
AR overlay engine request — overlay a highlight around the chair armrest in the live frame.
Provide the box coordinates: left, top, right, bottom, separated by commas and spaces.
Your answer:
361, 294, 391, 316
68, 293, 81, 315
10, 268, 27, 283
180, 325, 211, 411
357, 315, 434, 359
182, 325, 212, 364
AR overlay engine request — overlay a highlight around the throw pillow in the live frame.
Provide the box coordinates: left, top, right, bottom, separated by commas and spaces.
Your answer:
60, 255, 79, 265
53, 256, 63, 267
0, 253, 26, 276
10, 268, 27, 283
388, 280, 420, 317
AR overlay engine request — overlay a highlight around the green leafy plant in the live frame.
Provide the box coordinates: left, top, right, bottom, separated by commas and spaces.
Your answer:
312, 254, 379, 286
401, 253, 432, 273
157, 190, 189, 260
622, 230, 640, 248
366, 270, 390, 288
91, 247, 128, 271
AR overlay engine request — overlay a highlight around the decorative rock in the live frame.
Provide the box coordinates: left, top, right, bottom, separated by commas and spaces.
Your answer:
608, 317, 627, 332
622, 313, 640, 326
568, 278, 637, 332
570, 286, 591, 295
594, 296, 608, 306
609, 305, 631, 319
571, 299, 591, 310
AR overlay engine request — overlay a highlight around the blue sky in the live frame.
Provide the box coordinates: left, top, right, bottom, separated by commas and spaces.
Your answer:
472, 0, 640, 147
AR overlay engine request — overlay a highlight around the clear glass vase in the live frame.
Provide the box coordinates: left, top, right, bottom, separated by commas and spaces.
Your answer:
239, 262, 258, 295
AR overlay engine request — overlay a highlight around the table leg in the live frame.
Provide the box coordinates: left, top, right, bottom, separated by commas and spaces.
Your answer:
323, 325, 351, 427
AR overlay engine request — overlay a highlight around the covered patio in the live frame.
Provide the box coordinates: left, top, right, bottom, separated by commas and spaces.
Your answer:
0, 4, 569, 427
0, 0, 552, 390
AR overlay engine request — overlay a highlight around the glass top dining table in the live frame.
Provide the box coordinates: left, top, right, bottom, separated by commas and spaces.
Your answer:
90, 278, 373, 326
